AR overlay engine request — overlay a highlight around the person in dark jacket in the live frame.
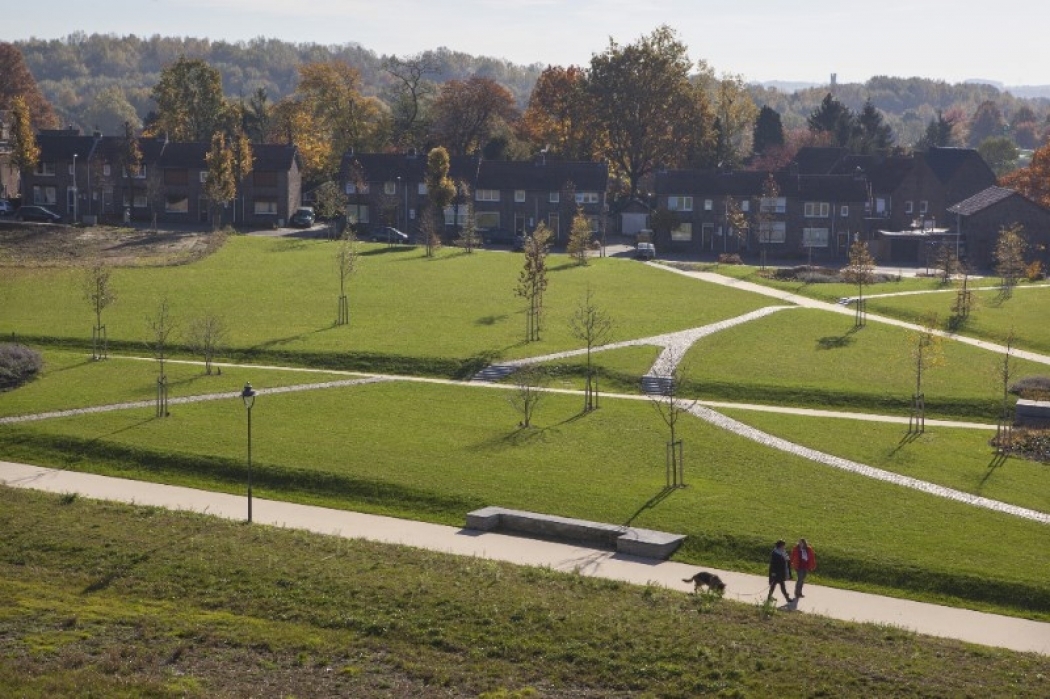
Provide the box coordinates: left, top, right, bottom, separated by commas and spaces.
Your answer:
767, 539, 793, 604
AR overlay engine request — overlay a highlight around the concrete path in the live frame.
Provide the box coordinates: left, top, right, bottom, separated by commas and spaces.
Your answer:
1, 460, 1047, 657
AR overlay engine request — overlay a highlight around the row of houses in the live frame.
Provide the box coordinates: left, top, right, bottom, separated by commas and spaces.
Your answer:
7, 126, 1050, 270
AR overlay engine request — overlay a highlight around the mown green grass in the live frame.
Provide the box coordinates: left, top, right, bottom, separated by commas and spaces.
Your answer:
0, 236, 774, 370
2, 488, 1048, 698
3, 379, 1046, 617
681, 307, 1050, 418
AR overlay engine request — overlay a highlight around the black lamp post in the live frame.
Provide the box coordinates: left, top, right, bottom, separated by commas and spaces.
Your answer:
240, 382, 256, 522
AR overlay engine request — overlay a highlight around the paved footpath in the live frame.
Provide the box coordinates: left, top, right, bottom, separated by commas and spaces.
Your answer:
2, 460, 1047, 657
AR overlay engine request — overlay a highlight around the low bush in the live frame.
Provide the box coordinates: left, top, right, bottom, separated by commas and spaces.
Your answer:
0, 343, 43, 390
1009, 375, 1050, 400
717, 253, 744, 265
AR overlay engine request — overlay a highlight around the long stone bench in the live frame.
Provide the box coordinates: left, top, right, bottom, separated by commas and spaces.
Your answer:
465, 506, 686, 560
1015, 399, 1050, 425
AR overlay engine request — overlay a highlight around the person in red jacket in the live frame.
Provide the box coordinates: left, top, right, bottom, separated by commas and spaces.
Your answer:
790, 538, 817, 599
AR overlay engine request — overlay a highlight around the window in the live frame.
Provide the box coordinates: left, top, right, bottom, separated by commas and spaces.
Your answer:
165, 195, 189, 213
920, 200, 929, 214
417, 183, 427, 195
443, 205, 469, 226
132, 164, 145, 179
35, 162, 56, 176
741, 200, 750, 212
758, 221, 786, 243
164, 169, 188, 186
549, 191, 559, 203
32, 185, 57, 205
671, 222, 693, 242
548, 213, 560, 235
840, 205, 849, 217
254, 171, 277, 187
704, 199, 713, 211
804, 202, 830, 217
904, 201, 913, 214
515, 190, 526, 202
68, 163, 76, 175
475, 211, 500, 229
254, 198, 278, 215
476, 189, 500, 202
103, 164, 112, 177
347, 204, 369, 224
199, 171, 208, 183
667, 196, 693, 212
575, 192, 599, 204
760, 197, 786, 213
345, 182, 369, 194
802, 228, 829, 247
384, 181, 397, 195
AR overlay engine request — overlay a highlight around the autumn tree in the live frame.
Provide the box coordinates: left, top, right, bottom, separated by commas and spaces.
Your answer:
186, 314, 228, 376
567, 206, 592, 265
977, 136, 1019, 176
1000, 141, 1050, 209
146, 298, 177, 418
424, 147, 456, 256
8, 96, 39, 199
204, 132, 236, 229
569, 287, 613, 412
383, 53, 437, 150
83, 86, 141, 135
228, 126, 254, 224
335, 230, 359, 326
841, 238, 877, 327
994, 223, 1027, 299
522, 65, 598, 161
431, 76, 518, 156
585, 26, 708, 199
83, 260, 116, 361
149, 56, 225, 141
968, 100, 1005, 147
695, 63, 757, 169
0, 42, 57, 129
907, 314, 944, 434
515, 223, 552, 342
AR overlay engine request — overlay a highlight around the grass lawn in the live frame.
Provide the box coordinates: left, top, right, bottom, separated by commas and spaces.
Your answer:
3, 379, 1046, 618
681, 307, 1050, 418
0, 236, 775, 370
4, 488, 1047, 698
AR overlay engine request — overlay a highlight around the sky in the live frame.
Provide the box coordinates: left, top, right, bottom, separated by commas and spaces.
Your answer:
6, 0, 1050, 87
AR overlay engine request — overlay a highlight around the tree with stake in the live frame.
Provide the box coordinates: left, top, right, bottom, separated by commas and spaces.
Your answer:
186, 314, 228, 376
569, 287, 613, 412
510, 364, 547, 429
994, 223, 1027, 301
648, 349, 694, 489
908, 314, 944, 434
146, 298, 177, 418
515, 223, 552, 343
335, 230, 359, 326
994, 330, 1016, 454
756, 174, 780, 269
83, 260, 116, 361
454, 181, 480, 253
567, 205, 592, 265
841, 237, 876, 328
424, 147, 456, 257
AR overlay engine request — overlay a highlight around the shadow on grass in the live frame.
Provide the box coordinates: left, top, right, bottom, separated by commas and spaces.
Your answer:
475, 314, 509, 326
249, 326, 329, 351
888, 430, 922, 456
980, 450, 1009, 489
623, 485, 679, 527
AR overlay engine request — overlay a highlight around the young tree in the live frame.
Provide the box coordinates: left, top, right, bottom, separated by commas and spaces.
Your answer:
145, 166, 164, 232
150, 56, 225, 141
454, 181, 480, 253
566, 206, 592, 265
569, 287, 613, 412
204, 132, 236, 230
755, 174, 781, 269
509, 364, 547, 429
994, 330, 1016, 453
186, 314, 228, 376
335, 230, 359, 326
313, 180, 349, 238
229, 127, 254, 225
118, 120, 142, 222
908, 314, 944, 434
146, 298, 177, 418
994, 223, 1027, 300
841, 238, 876, 327
648, 349, 694, 489
932, 239, 959, 284
9, 96, 40, 200
424, 147, 456, 256
515, 223, 552, 342
82, 260, 116, 361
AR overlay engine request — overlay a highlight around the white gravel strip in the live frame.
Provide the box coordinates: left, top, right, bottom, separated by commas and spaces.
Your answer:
687, 402, 1050, 525
0, 376, 389, 425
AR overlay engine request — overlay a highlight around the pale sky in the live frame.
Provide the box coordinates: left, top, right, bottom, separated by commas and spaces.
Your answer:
6, 0, 1049, 87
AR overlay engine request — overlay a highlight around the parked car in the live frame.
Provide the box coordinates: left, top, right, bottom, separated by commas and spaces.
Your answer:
369, 226, 410, 244
512, 234, 527, 251
289, 207, 315, 228
0, 200, 14, 216
635, 242, 656, 260
15, 205, 62, 223
481, 228, 518, 246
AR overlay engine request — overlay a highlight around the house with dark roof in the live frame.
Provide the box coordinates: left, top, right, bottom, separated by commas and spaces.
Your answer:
948, 186, 1050, 270
339, 152, 609, 243
19, 129, 301, 227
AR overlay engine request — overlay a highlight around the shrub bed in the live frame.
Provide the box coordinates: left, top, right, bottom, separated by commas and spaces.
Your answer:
0, 343, 43, 390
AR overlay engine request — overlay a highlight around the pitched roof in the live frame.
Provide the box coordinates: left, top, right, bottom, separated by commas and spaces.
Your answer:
925, 146, 994, 184
790, 147, 850, 174
947, 186, 1022, 216
656, 169, 868, 200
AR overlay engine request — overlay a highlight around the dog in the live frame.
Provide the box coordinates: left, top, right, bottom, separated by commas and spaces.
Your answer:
682, 570, 726, 594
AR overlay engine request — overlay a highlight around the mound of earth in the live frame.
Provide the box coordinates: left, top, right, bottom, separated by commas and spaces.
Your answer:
0, 223, 220, 267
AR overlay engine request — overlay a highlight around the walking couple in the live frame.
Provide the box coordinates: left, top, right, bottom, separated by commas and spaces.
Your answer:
767, 538, 817, 605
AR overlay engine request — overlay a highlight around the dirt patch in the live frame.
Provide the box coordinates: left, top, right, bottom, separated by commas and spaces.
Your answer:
0, 223, 221, 267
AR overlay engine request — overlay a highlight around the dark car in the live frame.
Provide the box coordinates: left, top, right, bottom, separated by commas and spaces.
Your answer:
289, 207, 315, 228
0, 200, 14, 217
481, 228, 518, 246
15, 205, 62, 223
369, 226, 410, 244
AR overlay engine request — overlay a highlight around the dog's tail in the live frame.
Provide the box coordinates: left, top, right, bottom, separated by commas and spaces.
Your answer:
682, 577, 694, 584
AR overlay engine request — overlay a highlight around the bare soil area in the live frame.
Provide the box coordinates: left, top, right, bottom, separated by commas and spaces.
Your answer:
0, 222, 220, 267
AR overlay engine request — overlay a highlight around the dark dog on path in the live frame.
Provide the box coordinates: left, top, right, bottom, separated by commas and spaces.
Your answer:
682, 570, 726, 594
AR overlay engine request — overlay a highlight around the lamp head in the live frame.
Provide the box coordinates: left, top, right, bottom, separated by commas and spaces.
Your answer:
241, 382, 256, 409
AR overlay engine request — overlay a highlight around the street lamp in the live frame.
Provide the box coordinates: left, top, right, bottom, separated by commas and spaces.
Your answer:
72, 153, 78, 223
240, 382, 257, 523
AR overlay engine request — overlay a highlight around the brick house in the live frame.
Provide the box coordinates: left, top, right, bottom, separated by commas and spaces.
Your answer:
948, 186, 1050, 270
340, 152, 609, 243
20, 129, 301, 227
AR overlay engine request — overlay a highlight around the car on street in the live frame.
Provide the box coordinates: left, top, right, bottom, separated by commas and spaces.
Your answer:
369, 226, 410, 244
0, 200, 14, 216
635, 242, 656, 260
15, 205, 62, 223
289, 207, 315, 228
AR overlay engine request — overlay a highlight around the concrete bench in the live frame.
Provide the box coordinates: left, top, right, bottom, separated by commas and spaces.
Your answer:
465, 506, 686, 560
1015, 399, 1050, 425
